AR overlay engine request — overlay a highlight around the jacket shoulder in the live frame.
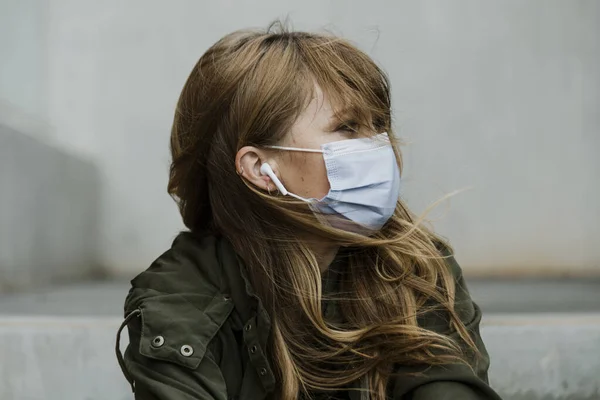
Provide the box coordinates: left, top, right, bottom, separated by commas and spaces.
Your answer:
128, 232, 223, 302
123, 232, 235, 370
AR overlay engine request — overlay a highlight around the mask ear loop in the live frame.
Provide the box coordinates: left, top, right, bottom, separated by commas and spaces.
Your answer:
267, 145, 324, 153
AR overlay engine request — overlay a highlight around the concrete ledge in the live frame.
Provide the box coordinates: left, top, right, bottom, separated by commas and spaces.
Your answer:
2, 279, 600, 316
0, 124, 101, 292
0, 316, 131, 400
0, 314, 598, 400
482, 314, 600, 400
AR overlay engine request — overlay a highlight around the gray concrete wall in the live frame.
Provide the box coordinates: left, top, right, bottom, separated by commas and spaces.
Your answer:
0, 0, 46, 118
1, 0, 598, 276
0, 124, 101, 292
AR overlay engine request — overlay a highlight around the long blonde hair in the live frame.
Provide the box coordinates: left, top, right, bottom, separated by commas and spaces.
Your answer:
168, 22, 476, 399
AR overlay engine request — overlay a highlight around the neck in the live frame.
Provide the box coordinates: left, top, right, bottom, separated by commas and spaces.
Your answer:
312, 242, 340, 273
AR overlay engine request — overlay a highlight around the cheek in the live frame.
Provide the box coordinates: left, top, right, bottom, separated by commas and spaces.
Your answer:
306, 159, 330, 199
283, 154, 330, 199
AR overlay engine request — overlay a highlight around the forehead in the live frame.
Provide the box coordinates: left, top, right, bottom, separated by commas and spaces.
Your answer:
294, 85, 337, 129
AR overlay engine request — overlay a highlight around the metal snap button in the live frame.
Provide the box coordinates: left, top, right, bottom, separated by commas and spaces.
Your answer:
250, 345, 257, 354
151, 336, 165, 348
245, 324, 251, 332
260, 368, 267, 376
180, 345, 194, 357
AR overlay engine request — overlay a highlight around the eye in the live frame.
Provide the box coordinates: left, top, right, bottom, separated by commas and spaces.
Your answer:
336, 121, 359, 134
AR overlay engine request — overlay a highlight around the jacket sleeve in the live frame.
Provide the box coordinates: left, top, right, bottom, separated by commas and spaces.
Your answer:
116, 289, 234, 400
390, 249, 503, 400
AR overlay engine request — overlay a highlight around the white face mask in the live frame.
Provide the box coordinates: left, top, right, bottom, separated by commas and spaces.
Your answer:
264, 133, 401, 233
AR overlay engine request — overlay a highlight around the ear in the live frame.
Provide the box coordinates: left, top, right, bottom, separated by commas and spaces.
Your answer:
235, 146, 278, 192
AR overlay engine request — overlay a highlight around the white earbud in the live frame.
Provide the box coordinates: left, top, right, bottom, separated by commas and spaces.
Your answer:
259, 163, 288, 195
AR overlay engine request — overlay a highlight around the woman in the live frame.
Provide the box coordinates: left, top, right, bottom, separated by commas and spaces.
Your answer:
116, 22, 502, 400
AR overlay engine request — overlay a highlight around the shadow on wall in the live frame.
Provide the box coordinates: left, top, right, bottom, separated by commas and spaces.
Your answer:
0, 124, 103, 293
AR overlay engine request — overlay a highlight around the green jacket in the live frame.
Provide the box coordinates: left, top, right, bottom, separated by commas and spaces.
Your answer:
116, 232, 502, 400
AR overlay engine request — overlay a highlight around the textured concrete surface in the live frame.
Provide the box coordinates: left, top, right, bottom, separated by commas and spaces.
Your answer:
0, 280, 599, 399
0, 314, 598, 400
482, 315, 600, 400
0, 125, 101, 293
0, 316, 132, 400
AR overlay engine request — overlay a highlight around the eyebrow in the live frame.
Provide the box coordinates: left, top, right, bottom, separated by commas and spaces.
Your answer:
332, 107, 354, 118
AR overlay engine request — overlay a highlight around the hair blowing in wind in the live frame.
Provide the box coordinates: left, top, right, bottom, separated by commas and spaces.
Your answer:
167, 22, 479, 399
